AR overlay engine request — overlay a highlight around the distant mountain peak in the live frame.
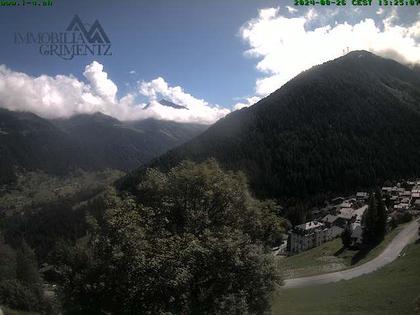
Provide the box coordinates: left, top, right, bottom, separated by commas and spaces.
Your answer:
345, 50, 374, 58
158, 99, 187, 110
59, 111, 120, 125
143, 99, 188, 110
338, 50, 401, 66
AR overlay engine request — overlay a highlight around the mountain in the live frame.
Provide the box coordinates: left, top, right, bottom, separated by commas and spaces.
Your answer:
0, 109, 207, 184
126, 51, 420, 199
0, 108, 89, 184
53, 113, 206, 171
143, 99, 188, 110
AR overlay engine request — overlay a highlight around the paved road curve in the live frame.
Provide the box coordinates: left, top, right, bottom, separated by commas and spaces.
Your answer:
283, 219, 419, 289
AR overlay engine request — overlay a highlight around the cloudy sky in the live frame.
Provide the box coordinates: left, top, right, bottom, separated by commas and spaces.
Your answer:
0, 0, 419, 123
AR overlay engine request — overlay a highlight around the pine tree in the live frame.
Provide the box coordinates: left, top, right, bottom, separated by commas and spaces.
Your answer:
375, 190, 387, 242
341, 225, 352, 248
362, 190, 387, 247
363, 193, 377, 247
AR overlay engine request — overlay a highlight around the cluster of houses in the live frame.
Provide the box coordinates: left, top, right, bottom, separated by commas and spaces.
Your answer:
282, 180, 420, 256
382, 181, 420, 212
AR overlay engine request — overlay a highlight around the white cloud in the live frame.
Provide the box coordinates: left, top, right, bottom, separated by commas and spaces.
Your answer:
305, 8, 318, 21
138, 77, 230, 123
286, 6, 298, 14
259, 7, 279, 20
0, 62, 230, 124
233, 96, 261, 110
83, 61, 118, 103
240, 8, 420, 97
129, 70, 136, 74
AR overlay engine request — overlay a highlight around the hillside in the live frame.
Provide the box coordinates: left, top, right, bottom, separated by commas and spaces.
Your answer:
128, 51, 420, 199
273, 241, 420, 314
0, 109, 207, 184
0, 109, 90, 184
53, 112, 206, 171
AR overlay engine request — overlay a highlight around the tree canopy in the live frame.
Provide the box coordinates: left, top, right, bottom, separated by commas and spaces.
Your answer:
58, 160, 285, 314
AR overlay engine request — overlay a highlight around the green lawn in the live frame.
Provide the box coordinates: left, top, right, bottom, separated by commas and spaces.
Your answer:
278, 225, 406, 279
272, 241, 420, 315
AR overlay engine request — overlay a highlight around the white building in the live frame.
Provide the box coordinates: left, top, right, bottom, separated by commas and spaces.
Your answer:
289, 221, 335, 254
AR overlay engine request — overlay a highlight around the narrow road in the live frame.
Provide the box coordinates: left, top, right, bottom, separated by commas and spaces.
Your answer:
283, 219, 419, 289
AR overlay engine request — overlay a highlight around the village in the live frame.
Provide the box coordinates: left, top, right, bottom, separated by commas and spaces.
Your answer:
275, 180, 420, 256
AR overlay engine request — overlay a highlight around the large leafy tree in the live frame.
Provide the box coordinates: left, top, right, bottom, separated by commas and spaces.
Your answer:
0, 241, 46, 313
59, 160, 284, 314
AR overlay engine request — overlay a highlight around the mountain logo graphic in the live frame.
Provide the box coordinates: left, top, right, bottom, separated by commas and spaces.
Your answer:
14, 14, 112, 59
66, 15, 110, 44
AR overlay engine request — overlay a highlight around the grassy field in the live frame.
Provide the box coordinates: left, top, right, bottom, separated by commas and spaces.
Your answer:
272, 240, 420, 315
278, 225, 406, 279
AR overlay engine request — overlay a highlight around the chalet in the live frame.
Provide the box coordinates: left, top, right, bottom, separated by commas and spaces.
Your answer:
401, 191, 412, 198
394, 203, 410, 211
337, 204, 367, 227
330, 225, 344, 238
338, 200, 353, 209
321, 214, 339, 228
331, 197, 345, 205
399, 197, 411, 205
311, 208, 323, 220
353, 205, 368, 222
320, 204, 337, 215
412, 192, 420, 200
350, 223, 364, 246
356, 192, 369, 201
382, 187, 393, 194
338, 208, 354, 221
346, 205, 368, 247
407, 181, 416, 188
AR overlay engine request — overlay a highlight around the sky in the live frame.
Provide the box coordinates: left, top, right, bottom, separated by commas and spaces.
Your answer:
0, 0, 420, 123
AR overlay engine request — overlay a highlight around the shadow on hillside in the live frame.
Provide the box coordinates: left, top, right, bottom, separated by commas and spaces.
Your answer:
415, 238, 420, 245
334, 246, 346, 256
350, 247, 372, 265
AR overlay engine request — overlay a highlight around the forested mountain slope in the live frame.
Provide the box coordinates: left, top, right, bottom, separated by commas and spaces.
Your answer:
128, 51, 420, 199
0, 109, 206, 183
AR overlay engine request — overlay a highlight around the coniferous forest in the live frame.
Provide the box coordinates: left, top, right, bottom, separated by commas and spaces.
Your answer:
137, 52, 420, 200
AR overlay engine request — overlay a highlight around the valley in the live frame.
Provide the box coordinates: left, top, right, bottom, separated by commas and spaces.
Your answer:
1, 51, 420, 314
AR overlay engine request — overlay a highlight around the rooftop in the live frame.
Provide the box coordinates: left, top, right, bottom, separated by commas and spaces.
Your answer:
353, 205, 368, 220
295, 221, 325, 231
321, 214, 339, 224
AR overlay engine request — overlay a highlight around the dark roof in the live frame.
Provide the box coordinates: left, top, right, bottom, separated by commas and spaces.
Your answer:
322, 214, 339, 224
330, 226, 344, 234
